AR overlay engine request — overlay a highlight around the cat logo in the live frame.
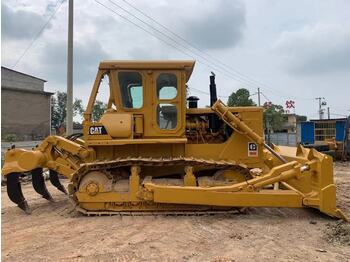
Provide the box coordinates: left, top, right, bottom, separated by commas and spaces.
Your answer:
248, 142, 258, 157
89, 126, 107, 135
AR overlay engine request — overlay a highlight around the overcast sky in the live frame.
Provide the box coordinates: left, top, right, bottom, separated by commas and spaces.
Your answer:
2, 0, 350, 119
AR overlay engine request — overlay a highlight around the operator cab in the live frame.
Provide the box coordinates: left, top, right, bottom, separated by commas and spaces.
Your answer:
84, 60, 195, 142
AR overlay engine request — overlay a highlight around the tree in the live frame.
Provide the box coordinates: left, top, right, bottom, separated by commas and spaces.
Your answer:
92, 100, 107, 122
227, 88, 256, 107
263, 104, 285, 132
51, 91, 85, 132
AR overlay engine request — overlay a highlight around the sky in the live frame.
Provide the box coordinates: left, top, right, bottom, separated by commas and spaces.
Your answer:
2, 0, 350, 119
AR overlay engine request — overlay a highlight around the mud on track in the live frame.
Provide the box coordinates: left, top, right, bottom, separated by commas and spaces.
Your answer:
2, 162, 350, 261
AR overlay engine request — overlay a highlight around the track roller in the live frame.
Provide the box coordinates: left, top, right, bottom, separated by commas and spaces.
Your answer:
6, 173, 31, 214
49, 170, 67, 194
31, 168, 54, 202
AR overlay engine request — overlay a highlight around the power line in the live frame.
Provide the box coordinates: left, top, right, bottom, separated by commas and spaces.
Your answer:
262, 88, 314, 101
328, 104, 350, 111
260, 92, 271, 103
12, 0, 65, 69
97, 0, 316, 102
95, 0, 253, 91
94, 1, 197, 59
330, 113, 348, 117
107, 0, 261, 92
118, 0, 315, 101
189, 87, 229, 99
118, 0, 265, 90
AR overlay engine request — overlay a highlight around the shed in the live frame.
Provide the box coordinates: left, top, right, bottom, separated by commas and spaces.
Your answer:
300, 118, 347, 144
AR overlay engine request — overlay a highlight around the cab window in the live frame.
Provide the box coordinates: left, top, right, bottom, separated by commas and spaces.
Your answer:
157, 103, 177, 129
157, 73, 177, 100
118, 72, 143, 109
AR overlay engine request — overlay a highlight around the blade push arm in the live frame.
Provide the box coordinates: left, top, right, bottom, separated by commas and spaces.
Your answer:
212, 100, 288, 163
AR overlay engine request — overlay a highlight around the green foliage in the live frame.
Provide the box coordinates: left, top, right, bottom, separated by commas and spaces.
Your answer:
92, 100, 107, 122
74, 99, 85, 117
3, 134, 17, 142
264, 104, 285, 131
227, 88, 256, 107
51, 91, 85, 131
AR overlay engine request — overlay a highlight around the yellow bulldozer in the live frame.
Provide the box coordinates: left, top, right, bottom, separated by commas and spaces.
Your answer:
2, 60, 347, 220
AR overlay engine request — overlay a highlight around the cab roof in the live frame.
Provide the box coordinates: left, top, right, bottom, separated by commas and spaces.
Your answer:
99, 60, 195, 82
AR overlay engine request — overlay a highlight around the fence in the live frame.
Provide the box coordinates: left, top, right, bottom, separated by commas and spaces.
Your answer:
266, 132, 297, 146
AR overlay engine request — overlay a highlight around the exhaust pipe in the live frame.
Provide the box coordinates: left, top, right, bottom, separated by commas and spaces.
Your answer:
209, 72, 220, 131
210, 72, 217, 107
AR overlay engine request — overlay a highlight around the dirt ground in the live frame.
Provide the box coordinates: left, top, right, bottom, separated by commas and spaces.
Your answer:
1, 162, 350, 262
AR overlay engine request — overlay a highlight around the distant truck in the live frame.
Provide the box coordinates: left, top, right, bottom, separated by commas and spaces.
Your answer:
300, 117, 350, 160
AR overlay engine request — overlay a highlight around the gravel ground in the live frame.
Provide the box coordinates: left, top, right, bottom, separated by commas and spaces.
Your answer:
1, 162, 350, 262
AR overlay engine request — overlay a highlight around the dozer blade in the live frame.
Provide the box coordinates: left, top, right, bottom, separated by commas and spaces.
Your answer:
6, 173, 31, 214
49, 170, 67, 194
31, 168, 54, 201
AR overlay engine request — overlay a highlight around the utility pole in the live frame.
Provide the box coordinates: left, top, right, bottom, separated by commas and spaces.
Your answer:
257, 87, 261, 106
315, 97, 326, 120
66, 0, 74, 135
327, 107, 330, 119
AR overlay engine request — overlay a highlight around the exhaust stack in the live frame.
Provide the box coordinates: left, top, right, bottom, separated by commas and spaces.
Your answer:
209, 72, 219, 131
209, 72, 217, 107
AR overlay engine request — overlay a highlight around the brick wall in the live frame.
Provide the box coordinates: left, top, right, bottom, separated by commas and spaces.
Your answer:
1, 67, 45, 92
1, 88, 52, 140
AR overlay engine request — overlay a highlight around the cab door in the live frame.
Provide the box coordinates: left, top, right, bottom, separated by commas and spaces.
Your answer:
150, 70, 186, 137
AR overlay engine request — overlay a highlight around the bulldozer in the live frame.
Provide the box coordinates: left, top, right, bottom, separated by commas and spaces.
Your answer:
2, 60, 347, 220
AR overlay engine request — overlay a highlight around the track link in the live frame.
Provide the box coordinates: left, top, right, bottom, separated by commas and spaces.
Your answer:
72, 156, 252, 215
73, 156, 251, 181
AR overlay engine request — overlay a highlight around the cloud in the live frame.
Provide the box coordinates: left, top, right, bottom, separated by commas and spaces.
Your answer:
178, 0, 246, 50
37, 38, 108, 85
45, 0, 65, 14
273, 23, 350, 75
1, 2, 52, 40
